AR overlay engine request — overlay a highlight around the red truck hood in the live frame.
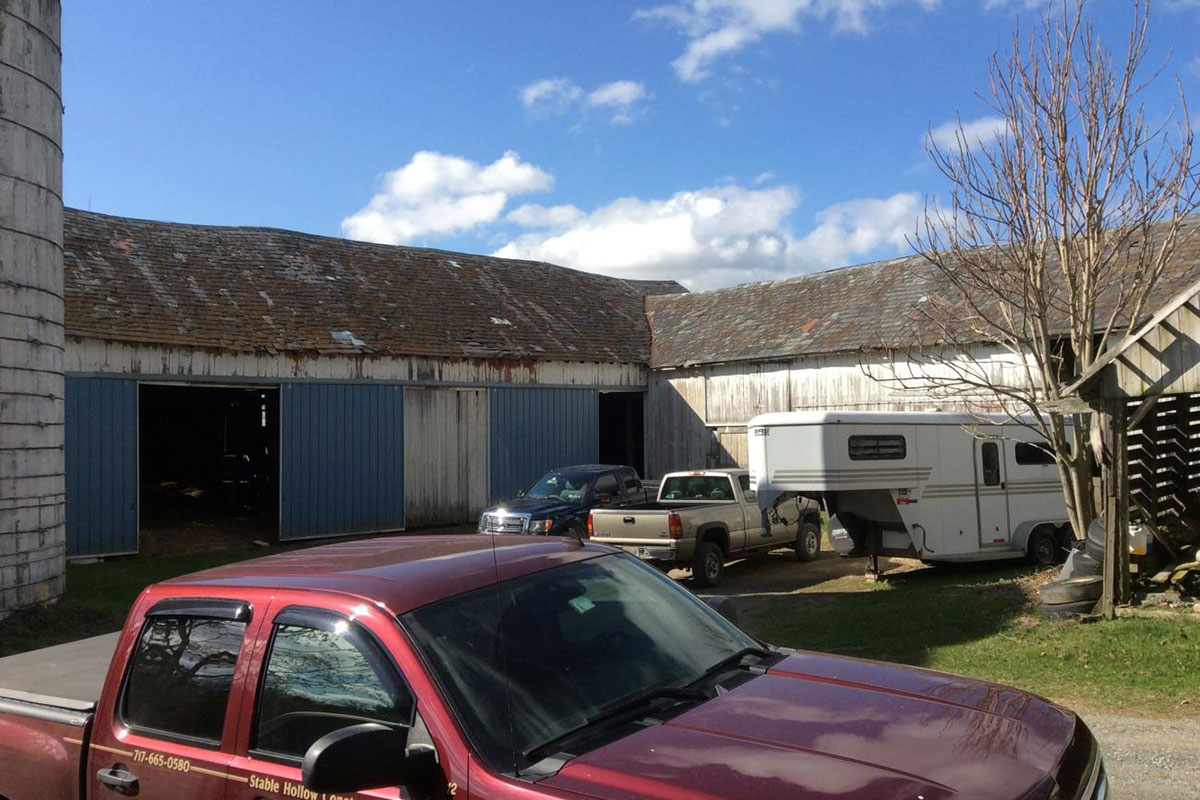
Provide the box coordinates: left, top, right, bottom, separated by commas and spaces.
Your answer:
539, 651, 1074, 800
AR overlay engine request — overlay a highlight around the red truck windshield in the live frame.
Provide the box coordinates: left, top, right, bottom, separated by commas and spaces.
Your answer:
403, 553, 756, 773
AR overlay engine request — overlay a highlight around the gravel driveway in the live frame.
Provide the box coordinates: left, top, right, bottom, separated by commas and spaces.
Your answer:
1086, 713, 1200, 799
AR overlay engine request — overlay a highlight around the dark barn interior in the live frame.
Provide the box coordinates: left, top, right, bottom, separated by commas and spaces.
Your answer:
599, 391, 645, 476
139, 384, 279, 552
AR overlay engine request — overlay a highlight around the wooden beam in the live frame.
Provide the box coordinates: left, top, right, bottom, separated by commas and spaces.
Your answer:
1039, 396, 1100, 415
1126, 394, 1161, 432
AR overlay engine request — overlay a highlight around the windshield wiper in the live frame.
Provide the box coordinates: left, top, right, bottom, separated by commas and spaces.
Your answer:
521, 648, 777, 769
522, 686, 709, 764
688, 645, 777, 688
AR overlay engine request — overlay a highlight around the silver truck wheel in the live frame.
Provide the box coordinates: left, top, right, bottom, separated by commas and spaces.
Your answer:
693, 542, 724, 588
796, 521, 821, 562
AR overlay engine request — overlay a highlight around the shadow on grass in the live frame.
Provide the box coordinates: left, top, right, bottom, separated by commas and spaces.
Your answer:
741, 563, 1034, 669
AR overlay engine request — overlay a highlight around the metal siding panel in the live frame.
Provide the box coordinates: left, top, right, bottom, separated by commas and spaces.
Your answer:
488, 387, 599, 502
64, 377, 138, 557
280, 383, 405, 540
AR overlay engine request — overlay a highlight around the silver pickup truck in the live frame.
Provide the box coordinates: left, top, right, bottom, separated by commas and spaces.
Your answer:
587, 468, 822, 587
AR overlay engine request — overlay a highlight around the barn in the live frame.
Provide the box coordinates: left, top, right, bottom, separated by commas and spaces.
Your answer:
61, 209, 682, 558
642, 230, 1200, 478
52, 208, 1200, 562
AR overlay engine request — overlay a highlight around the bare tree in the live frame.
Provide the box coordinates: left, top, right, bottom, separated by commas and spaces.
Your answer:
875, 0, 1198, 540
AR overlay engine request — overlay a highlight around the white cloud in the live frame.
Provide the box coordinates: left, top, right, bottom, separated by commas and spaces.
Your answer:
927, 114, 1009, 152
520, 77, 650, 124
520, 78, 583, 115
588, 80, 647, 107
796, 193, 922, 268
506, 203, 585, 228
637, 0, 940, 82
587, 80, 650, 124
341, 151, 552, 245
494, 181, 922, 290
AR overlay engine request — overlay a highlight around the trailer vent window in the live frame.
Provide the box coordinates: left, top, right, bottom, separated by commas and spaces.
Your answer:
848, 435, 907, 461
1015, 442, 1056, 466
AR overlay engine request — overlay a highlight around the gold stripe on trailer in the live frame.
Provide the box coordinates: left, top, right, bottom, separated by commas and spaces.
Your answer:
775, 476, 934, 485
768, 470, 936, 474
772, 470, 931, 474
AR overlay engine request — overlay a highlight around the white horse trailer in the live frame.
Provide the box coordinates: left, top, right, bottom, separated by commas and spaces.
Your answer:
748, 411, 1072, 568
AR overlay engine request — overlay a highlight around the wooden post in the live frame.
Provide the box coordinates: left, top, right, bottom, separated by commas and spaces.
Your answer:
1101, 401, 1130, 618
1101, 402, 1119, 620
1114, 405, 1131, 606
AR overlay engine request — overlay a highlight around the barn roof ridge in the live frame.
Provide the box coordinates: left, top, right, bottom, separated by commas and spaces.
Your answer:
647, 218, 1200, 369
63, 207, 686, 364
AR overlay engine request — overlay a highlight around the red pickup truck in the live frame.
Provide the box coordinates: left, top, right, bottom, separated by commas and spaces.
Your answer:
0, 536, 1106, 800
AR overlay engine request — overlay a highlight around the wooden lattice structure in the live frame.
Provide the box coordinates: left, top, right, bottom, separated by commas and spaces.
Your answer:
1069, 278, 1200, 616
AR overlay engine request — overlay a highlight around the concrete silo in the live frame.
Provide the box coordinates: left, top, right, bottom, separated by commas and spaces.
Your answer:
0, 0, 65, 616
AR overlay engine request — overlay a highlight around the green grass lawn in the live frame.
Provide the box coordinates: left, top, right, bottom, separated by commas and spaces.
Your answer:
0, 526, 475, 657
0, 547, 279, 657
741, 563, 1200, 716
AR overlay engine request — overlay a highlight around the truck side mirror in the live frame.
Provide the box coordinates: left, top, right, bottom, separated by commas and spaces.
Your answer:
703, 595, 740, 625
302, 723, 440, 795
516, 488, 526, 497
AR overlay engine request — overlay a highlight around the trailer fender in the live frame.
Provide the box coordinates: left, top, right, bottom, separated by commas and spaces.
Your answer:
1012, 519, 1069, 554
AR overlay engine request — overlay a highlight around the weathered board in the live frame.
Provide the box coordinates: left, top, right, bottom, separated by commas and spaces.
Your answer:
403, 387, 488, 527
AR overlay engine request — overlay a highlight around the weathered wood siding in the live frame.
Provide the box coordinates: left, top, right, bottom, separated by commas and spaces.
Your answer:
66, 337, 647, 389
1103, 296, 1200, 397
403, 387, 489, 527
645, 372, 709, 474
646, 346, 1033, 476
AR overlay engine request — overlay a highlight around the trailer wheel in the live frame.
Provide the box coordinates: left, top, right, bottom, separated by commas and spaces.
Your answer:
692, 541, 725, 588
1027, 527, 1061, 566
1039, 575, 1103, 605
795, 520, 821, 562
1038, 598, 1099, 619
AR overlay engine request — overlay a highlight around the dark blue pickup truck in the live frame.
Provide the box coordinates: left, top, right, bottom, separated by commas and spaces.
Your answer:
477, 464, 651, 538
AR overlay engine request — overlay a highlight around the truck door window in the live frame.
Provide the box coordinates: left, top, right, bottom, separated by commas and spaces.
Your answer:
122, 616, 247, 745
621, 470, 641, 495
594, 472, 619, 498
252, 614, 414, 761
737, 474, 756, 501
981, 441, 1001, 486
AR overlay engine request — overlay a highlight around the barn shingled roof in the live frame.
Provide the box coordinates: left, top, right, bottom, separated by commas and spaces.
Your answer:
647, 217, 1200, 369
63, 209, 685, 363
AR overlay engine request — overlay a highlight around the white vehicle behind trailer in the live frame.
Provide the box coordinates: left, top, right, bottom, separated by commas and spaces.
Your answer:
748, 411, 1072, 569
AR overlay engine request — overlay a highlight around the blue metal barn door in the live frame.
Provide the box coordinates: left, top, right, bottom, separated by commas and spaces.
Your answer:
64, 377, 139, 557
488, 387, 599, 503
279, 383, 405, 540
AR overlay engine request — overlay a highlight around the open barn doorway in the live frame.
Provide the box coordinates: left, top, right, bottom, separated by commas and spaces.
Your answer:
599, 391, 645, 476
139, 384, 279, 553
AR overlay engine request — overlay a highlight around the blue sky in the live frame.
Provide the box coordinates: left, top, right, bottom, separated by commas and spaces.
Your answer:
63, 1, 1200, 289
